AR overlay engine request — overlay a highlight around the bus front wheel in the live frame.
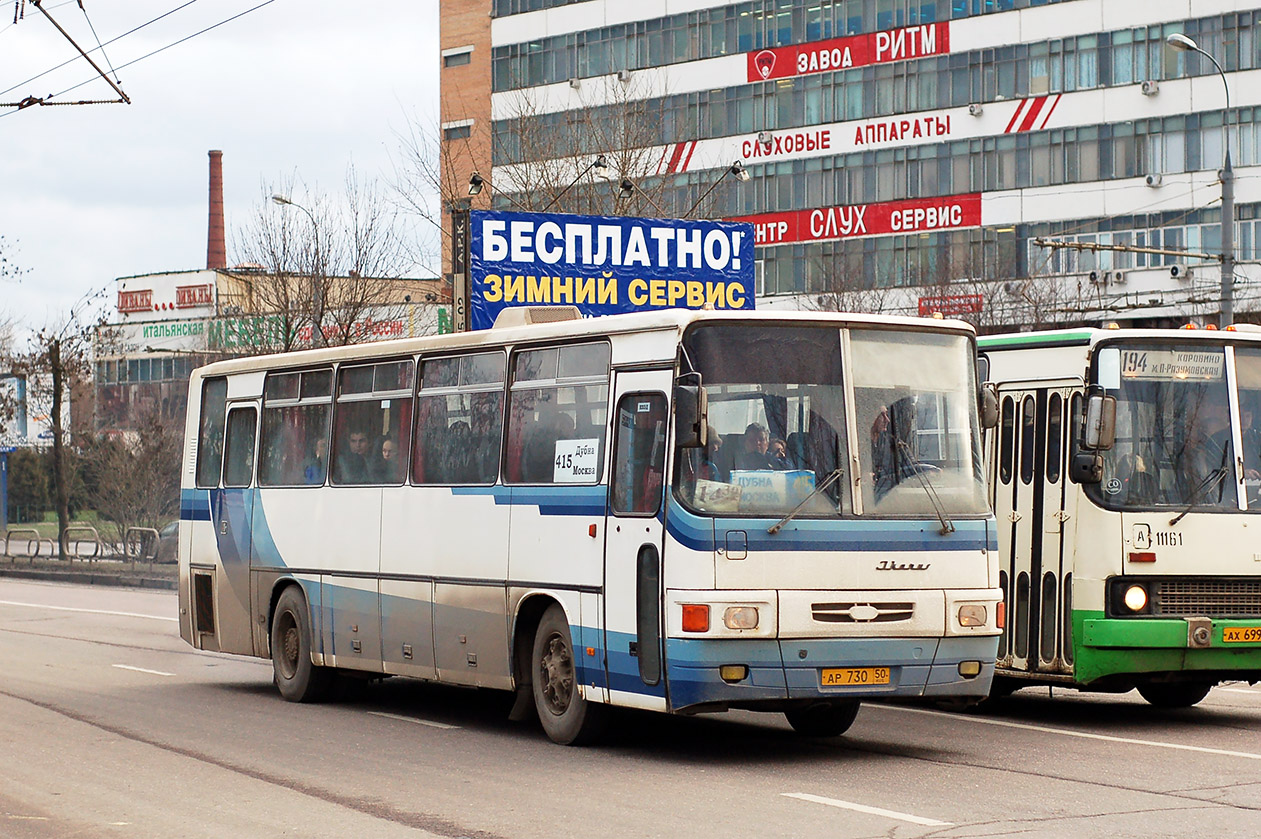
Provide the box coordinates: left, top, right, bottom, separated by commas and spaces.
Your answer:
271, 586, 333, 703
1137, 682, 1212, 708
531, 604, 607, 745
785, 700, 861, 737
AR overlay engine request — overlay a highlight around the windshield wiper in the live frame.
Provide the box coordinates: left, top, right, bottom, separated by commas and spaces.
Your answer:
768, 468, 845, 535
1169, 467, 1230, 526
896, 441, 955, 535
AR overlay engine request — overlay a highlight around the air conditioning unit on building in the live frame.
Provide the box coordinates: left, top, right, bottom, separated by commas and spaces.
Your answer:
1145, 173, 1163, 187
757, 130, 773, 148
1170, 264, 1192, 280
1112, 270, 1128, 284
1141, 80, 1160, 96
617, 68, 633, 83
967, 103, 984, 117
1089, 270, 1102, 284
568, 77, 581, 90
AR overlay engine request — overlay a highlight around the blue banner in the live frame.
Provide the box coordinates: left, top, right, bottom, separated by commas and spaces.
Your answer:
469, 210, 756, 330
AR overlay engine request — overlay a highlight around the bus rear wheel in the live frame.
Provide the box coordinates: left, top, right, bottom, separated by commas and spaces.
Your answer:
1137, 682, 1212, 708
271, 586, 333, 703
531, 604, 607, 745
785, 700, 861, 737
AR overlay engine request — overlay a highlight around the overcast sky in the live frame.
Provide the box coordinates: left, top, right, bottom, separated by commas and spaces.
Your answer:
0, 0, 439, 334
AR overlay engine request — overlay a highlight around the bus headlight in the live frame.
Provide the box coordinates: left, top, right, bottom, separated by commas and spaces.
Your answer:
724, 606, 759, 630
958, 605, 987, 627
1123, 584, 1148, 613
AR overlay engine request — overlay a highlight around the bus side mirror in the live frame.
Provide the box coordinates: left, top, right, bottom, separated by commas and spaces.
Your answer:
1083, 392, 1117, 450
674, 384, 708, 449
979, 383, 999, 430
1070, 451, 1104, 484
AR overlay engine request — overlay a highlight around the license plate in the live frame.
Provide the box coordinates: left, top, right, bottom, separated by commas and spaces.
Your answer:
1223, 626, 1261, 643
820, 666, 891, 687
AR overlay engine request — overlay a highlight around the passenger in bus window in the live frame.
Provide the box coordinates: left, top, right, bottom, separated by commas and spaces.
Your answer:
734, 423, 777, 471
337, 428, 371, 483
303, 438, 328, 484
1187, 398, 1233, 494
768, 437, 792, 469
698, 425, 726, 481
1239, 401, 1261, 481
372, 436, 402, 483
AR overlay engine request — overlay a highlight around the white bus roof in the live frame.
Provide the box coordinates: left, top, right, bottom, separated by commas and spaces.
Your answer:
192, 308, 978, 380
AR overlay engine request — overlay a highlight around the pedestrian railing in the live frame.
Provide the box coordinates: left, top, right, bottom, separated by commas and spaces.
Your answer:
4, 527, 51, 562
63, 526, 102, 561
124, 527, 160, 568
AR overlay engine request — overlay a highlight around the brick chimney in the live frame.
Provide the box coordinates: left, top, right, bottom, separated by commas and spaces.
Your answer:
206, 150, 226, 269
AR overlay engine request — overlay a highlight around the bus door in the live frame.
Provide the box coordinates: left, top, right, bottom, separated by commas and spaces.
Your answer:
1036, 388, 1075, 675
603, 370, 672, 711
212, 403, 259, 655
994, 384, 1076, 676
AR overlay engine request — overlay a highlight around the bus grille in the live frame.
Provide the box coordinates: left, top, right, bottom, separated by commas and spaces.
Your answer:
812, 602, 915, 623
1153, 580, 1261, 617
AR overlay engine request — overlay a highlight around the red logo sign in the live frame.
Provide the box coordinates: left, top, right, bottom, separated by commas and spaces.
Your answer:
732, 193, 982, 246
918, 294, 984, 317
117, 289, 153, 313
175, 284, 214, 308
745, 22, 949, 83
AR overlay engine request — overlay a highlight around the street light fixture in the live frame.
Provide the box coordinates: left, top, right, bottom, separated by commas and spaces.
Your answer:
1167, 32, 1235, 325
467, 172, 485, 196
684, 161, 751, 218
540, 154, 610, 211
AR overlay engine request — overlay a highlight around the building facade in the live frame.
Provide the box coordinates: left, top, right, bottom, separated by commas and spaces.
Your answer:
442, 0, 1261, 329
94, 269, 450, 433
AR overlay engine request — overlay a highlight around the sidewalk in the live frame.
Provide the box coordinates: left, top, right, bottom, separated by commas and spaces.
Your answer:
0, 555, 177, 590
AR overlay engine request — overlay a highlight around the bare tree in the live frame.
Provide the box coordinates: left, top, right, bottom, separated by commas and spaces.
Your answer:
82, 412, 181, 547
16, 308, 100, 558
230, 166, 419, 354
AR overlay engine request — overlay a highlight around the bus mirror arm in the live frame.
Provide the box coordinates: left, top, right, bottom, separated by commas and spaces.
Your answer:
674, 377, 708, 449
1070, 451, 1104, 484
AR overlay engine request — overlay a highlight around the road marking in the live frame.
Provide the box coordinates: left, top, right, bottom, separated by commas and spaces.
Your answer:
876, 704, 1261, 761
1218, 687, 1261, 695
783, 793, 952, 826
112, 664, 175, 677
0, 600, 177, 622
3, 815, 50, 821
367, 711, 460, 730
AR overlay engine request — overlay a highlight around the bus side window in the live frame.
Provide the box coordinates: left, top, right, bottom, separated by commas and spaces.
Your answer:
414, 352, 505, 485
506, 343, 609, 485
196, 377, 229, 488
223, 408, 258, 488
259, 369, 333, 487
332, 360, 413, 486
611, 393, 668, 515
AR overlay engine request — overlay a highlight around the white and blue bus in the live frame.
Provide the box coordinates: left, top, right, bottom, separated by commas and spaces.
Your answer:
178, 308, 1001, 744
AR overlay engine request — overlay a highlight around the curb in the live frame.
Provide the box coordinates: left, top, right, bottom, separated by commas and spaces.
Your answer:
0, 565, 177, 591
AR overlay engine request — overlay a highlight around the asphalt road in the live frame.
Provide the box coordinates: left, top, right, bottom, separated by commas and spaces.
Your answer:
2, 578, 1260, 838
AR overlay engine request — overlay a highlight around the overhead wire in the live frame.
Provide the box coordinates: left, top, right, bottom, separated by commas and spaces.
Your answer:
42, 0, 278, 102
0, 0, 199, 100
77, 0, 120, 84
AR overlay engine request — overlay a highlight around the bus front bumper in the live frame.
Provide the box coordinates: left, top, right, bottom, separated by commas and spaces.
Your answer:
1076, 615, 1261, 684
665, 635, 998, 712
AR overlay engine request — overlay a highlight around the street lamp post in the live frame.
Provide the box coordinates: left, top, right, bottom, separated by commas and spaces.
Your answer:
1168, 33, 1234, 326
271, 194, 325, 342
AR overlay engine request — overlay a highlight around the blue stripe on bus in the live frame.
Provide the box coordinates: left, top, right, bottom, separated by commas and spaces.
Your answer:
664, 498, 990, 553
450, 484, 607, 516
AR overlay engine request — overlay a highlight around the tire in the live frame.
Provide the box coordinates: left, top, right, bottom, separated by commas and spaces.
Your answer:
785, 700, 861, 737
271, 586, 334, 703
531, 604, 607, 745
1137, 682, 1212, 708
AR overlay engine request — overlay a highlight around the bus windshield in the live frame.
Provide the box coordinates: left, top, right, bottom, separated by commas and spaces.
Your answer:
1090, 342, 1261, 511
674, 324, 987, 518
